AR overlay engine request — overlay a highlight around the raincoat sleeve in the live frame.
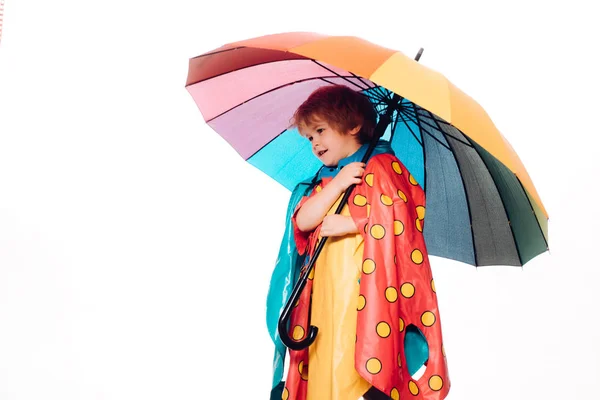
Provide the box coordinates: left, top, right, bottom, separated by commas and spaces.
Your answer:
291, 196, 312, 256
348, 153, 450, 400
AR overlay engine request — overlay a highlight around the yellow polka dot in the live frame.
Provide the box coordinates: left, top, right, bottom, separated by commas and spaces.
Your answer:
362, 259, 376, 274
299, 361, 309, 381
401, 283, 415, 298
390, 388, 400, 400
376, 321, 391, 338
429, 375, 444, 391
421, 311, 436, 327
308, 266, 315, 280
365, 173, 374, 187
409, 174, 418, 186
394, 220, 404, 235
392, 161, 403, 175
431, 279, 436, 293
357, 295, 366, 311
409, 380, 419, 395
415, 217, 423, 232
366, 358, 382, 374
370, 224, 385, 239
411, 249, 424, 265
380, 194, 393, 206
282, 387, 289, 400
366, 204, 371, 217
416, 205, 426, 220
397, 352, 402, 367
315, 185, 322, 193
398, 317, 405, 332
397, 190, 408, 202
353, 194, 367, 207
385, 287, 398, 302
292, 325, 305, 340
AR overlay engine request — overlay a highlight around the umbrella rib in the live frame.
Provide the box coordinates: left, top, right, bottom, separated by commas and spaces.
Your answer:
404, 108, 474, 149
402, 108, 440, 132
401, 111, 448, 150
411, 107, 477, 148
420, 107, 479, 266
246, 128, 289, 161
311, 60, 372, 91
423, 113, 475, 148
389, 112, 400, 142
365, 87, 388, 102
398, 112, 424, 146
358, 89, 385, 105
319, 77, 339, 86
402, 107, 444, 134
370, 94, 390, 110
190, 46, 244, 60
188, 57, 318, 86
349, 71, 376, 90
372, 85, 391, 102
411, 103, 428, 195
205, 74, 362, 123
430, 117, 454, 128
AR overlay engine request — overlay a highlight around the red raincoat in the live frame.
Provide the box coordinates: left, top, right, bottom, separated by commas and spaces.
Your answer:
283, 153, 449, 400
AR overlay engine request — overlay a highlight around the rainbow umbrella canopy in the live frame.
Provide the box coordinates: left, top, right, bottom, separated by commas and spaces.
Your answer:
185, 32, 548, 267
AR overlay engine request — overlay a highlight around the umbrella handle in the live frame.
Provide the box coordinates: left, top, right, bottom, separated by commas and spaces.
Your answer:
277, 237, 325, 350
276, 179, 363, 350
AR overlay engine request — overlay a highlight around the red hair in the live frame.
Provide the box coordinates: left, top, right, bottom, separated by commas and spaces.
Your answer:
290, 85, 377, 144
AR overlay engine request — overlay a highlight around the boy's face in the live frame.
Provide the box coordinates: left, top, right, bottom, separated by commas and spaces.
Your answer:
300, 116, 361, 167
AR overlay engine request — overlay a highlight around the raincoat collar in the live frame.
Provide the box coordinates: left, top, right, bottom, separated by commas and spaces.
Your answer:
316, 140, 395, 180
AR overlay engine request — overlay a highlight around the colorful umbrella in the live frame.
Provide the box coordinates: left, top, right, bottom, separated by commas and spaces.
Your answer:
186, 32, 548, 268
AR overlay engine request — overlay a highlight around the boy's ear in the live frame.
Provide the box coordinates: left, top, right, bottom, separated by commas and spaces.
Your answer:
349, 124, 362, 136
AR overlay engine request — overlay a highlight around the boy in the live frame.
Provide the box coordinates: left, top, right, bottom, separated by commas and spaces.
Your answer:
266, 85, 449, 400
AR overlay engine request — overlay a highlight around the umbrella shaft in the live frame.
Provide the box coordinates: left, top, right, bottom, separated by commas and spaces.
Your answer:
277, 94, 401, 350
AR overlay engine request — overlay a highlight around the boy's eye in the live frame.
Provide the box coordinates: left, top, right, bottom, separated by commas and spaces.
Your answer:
316, 128, 324, 133
308, 136, 313, 142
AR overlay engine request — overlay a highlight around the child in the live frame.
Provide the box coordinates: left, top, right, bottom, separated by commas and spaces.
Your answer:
266, 85, 449, 400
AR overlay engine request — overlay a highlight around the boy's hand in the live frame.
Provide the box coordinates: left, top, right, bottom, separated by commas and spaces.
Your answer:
320, 215, 359, 237
332, 162, 365, 193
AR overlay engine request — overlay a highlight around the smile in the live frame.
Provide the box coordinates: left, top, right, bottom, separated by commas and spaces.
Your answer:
317, 150, 328, 157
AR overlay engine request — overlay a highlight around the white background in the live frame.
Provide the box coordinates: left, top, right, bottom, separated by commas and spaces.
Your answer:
1, 0, 599, 399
